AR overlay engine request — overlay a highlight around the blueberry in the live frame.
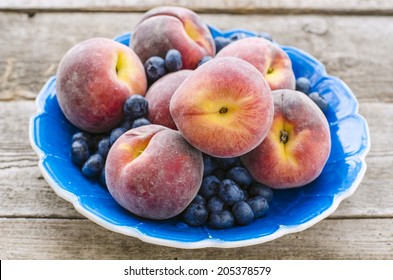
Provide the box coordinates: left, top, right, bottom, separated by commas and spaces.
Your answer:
215, 157, 239, 170
109, 127, 127, 145
229, 32, 247, 41
226, 166, 253, 187
81, 154, 104, 178
97, 136, 111, 159
214, 37, 231, 52
123, 95, 148, 120
218, 179, 244, 206
131, 117, 151, 129
71, 140, 90, 166
248, 183, 273, 202
183, 203, 208, 227
232, 201, 254, 225
296, 77, 312, 94
192, 194, 206, 206
213, 169, 226, 180
91, 134, 105, 152
119, 118, 133, 130
203, 154, 216, 176
165, 49, 182, 72
308, 92, 329, 113
144, 56, 167, 82
99, 165, 107, 187
242, 189, 249, 201
247, 196, 269, 218
207, 196, 226, 213
256, 32, 273, 42
72, 132, 92, 148
199, 175, 221, 199
208, 210, 235, 229
197, 56, 213, 67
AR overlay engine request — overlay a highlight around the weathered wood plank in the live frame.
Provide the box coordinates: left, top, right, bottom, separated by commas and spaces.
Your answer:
0, 101, 82, 218
1, 0, 393, 15
1, 218, 392, 259
1, 13, 392, 102
0, 100, 391, 218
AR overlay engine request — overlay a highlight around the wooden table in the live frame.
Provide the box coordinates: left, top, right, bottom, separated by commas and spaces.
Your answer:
1, 0, 392, 259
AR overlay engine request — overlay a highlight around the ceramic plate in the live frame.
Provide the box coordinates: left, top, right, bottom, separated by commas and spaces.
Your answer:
29, 26, 370, 248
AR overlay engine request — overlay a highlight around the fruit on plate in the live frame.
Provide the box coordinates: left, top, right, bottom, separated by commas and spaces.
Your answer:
56, 38, 147, 133
241, 89, 331, 189
145, 70, 193, 129
216, 37, 295, 90
170, 57, 274, 158
105, 124, 203, 219
131, 6, 215, 69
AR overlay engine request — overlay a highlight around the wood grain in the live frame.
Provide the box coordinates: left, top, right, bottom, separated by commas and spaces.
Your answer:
1, 0, 393, 15
1, 218, 392, 259
1, 13, 392, 102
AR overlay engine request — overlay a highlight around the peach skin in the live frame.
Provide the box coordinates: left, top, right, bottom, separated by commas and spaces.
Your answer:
131, 6, 215, 69
216, 37, 295, 90
56, 38, 147, 133
241, 90, 331, 189
170, 57, 274, 158
145, 70, 193, 130
105, 125, 203, 220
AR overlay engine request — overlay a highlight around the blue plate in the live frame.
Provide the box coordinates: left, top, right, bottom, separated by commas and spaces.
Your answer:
29, 26, 370, 248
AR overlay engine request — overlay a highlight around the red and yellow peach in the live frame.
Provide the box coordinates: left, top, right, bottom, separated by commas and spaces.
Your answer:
241, 89, 331, 189
170, 57, 274, 158
105, 125, 203, 219
131, 6, 215, 69
56, 38, 147, 133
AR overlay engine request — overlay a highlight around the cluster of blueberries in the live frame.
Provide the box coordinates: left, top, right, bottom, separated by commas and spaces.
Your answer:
144, 49, 183, 82
295, 77, 329, 113
182, 156, 273, 229
70, 95, 150, 186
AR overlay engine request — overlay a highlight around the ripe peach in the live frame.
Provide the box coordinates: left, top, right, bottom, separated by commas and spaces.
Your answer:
56, 38, 147, 133
105, 125, 203, 219
241, 90, 331, 189
170, 57, 274, 158
216, 37, 295, 90
131, 6, 215, 69
145, 70, 193, 130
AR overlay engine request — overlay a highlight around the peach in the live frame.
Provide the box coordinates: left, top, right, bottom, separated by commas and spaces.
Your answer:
145, 70, 193, 130
56, 38, 147, 133
241, 90, 331, 189
170, 57, 274, 158
216, 37, 295, 90
105, 124, 203, 219
131, 6, 215, 69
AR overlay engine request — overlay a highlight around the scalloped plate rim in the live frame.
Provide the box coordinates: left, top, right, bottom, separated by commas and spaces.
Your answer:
29, 27, 370, 249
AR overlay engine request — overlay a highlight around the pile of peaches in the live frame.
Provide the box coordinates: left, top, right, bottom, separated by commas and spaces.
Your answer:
58, 7, 331, 229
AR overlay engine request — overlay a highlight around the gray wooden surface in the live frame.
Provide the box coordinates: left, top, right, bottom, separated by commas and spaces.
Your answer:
0, 0, 392, 259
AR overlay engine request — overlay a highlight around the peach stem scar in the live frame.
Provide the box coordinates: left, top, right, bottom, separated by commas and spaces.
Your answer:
280, 130, 288, 144
219, 107, 228, 114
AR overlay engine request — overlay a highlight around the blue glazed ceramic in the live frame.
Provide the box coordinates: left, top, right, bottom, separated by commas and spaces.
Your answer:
29, 26, 370, 248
